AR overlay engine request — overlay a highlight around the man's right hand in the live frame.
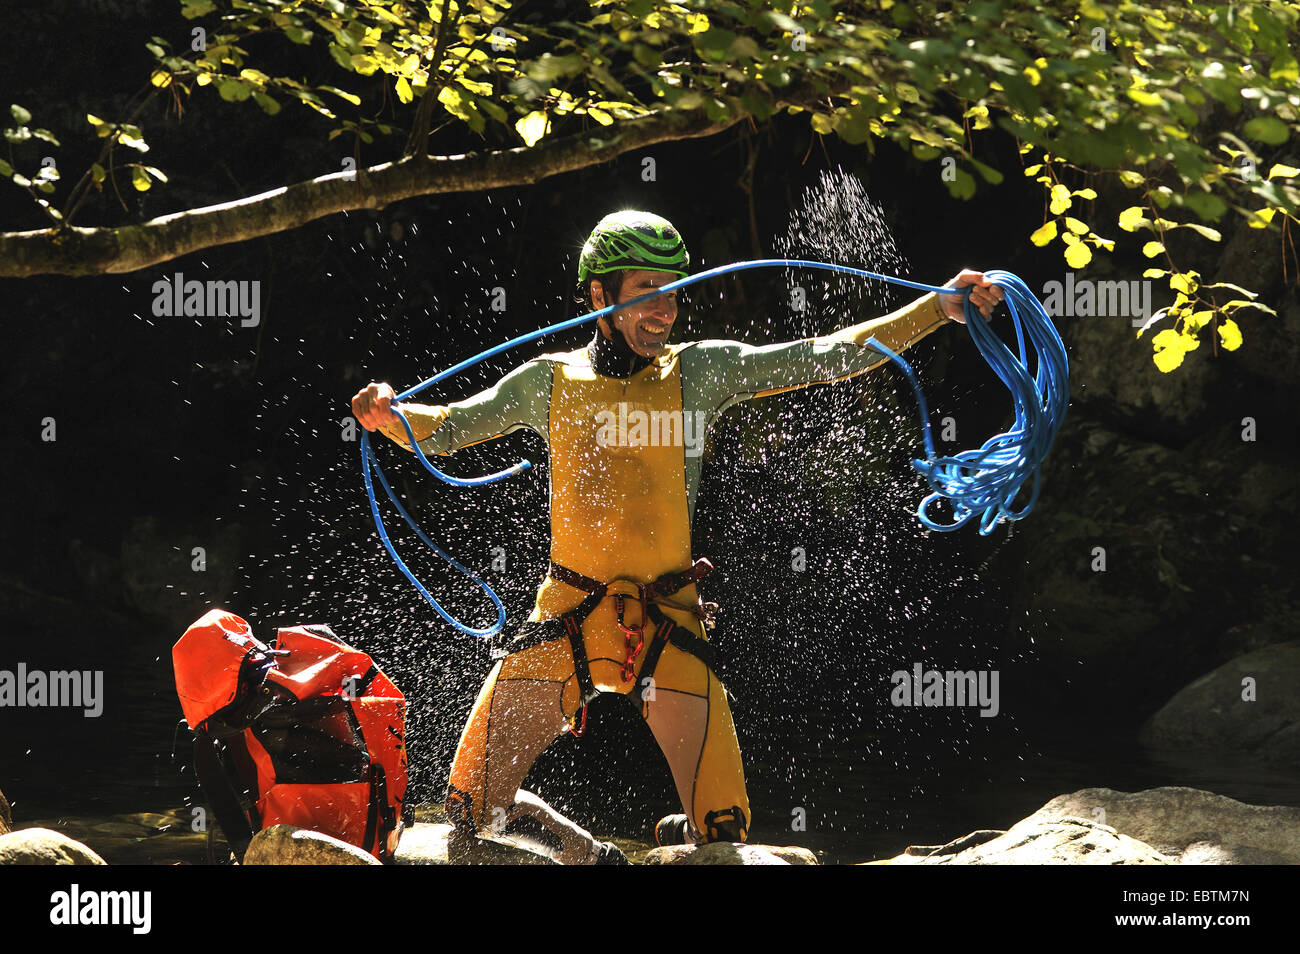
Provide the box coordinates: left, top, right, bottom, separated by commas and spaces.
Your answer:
351, 382, 399, 432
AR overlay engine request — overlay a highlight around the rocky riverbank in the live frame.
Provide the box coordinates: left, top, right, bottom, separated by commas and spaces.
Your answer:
4, 784, 1297, 866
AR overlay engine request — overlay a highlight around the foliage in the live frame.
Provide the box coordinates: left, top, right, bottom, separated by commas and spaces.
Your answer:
6, 0, 1298, 371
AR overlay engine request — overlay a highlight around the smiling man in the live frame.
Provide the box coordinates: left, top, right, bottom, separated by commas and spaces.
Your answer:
351, 209, 1002, 864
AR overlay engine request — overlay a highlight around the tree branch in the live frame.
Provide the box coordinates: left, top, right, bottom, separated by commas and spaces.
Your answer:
1, 110, 744, 277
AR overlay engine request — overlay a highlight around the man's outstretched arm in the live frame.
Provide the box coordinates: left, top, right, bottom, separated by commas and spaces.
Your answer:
685, 270, 1003, 408
351, 358, 553, 454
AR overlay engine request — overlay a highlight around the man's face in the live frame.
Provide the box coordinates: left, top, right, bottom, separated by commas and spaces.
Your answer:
593, 269, 680, 357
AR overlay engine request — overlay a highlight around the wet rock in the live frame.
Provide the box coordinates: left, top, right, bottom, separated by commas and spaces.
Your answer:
393, 822, 556, 865
0, 786, 9, 835
644, 842, 818, 865
242, 825, 381, 865
1139, 643, 1300, 767
881, 818, 1171, 865
0, 828, 107, 865
874, 786, 1300, 865
1027, 787, 1300, 865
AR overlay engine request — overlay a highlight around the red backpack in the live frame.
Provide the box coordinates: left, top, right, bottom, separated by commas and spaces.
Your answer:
173, 609, 408, 862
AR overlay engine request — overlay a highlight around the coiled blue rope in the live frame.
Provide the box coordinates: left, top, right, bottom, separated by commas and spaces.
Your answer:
360, 259, 1068, 636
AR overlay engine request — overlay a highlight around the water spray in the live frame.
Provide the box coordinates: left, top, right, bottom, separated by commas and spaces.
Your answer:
360, 259, 1068, 637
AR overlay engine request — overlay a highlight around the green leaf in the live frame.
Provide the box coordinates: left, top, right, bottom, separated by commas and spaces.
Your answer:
216, 78, 252, 103
833, 110, 870, 145
947, 166, 976, 200
1243, 116, 1289, 146
0, 159, 10, 177
131, 166, 151, 191
10, 104, 31, 124
1181, 191, 1228, 220
1063, 238, 1092, 268
970, 158, 1003, 185
1267, 163, 1299, 179
1179, 223, 1221, 241
1049, 184, 1071, 215
1217, 318, 1242, 351
253, 92, 281, 115
1118, 206, 1149, 232
1152, 328, 1187, 372
1029, 220, 1057, 246
516, 110, 548, 146
1201, 282, 1257, 298
1269, 53, 1299, 84
321, 86, 361, 106
1142, 241, 1165, 257
329, 43, 354, 72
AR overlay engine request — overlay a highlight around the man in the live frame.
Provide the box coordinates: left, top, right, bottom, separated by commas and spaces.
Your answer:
351, 210, 1003, 864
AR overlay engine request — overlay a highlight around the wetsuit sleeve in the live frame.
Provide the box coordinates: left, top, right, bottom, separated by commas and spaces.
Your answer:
376, 358, 552, 455
686, 292, 951, 410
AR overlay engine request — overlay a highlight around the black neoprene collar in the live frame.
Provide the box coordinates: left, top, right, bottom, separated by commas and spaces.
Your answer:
588, 322, 654, 379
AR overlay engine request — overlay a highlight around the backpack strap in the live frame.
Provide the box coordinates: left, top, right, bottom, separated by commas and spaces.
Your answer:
191, 729, 260, 861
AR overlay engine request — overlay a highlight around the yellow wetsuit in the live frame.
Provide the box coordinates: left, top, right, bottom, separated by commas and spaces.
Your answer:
379, 291, 951, 861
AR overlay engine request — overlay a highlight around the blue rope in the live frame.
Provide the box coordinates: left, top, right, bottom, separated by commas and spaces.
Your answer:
360, 259, 1068, 636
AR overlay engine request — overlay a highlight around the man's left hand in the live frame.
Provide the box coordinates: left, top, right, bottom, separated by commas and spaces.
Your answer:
940, 269, 1005, 323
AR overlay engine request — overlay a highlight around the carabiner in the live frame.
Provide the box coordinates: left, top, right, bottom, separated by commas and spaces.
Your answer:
614, 585, 648, 640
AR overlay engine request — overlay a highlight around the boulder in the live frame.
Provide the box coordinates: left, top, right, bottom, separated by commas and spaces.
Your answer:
242, 826, 381, 866
1026, 787, 1300, 865
881, 817, 1172, 865
0, 828, 107, 865
874, 786, 1300, 865
644, 842, 819, 865
0, 786, 10, 835
1140, 642, 1300, 767
392, 823, 556, 865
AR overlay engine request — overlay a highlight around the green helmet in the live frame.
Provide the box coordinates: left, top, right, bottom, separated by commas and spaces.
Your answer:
577, 210, 690, 285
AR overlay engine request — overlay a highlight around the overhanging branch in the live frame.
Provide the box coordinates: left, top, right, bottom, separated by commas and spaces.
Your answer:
1, 110, 743, 278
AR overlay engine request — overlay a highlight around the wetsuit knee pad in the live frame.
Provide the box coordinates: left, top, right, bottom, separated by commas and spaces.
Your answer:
701, 805, 749, 844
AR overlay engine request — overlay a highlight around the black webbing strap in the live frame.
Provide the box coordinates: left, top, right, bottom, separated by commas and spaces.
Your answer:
563, 614, 599, 705
548, 561, 606, 595
630, 615, 675, 709
630, 603, 723, 710
191, 730, 259, 860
